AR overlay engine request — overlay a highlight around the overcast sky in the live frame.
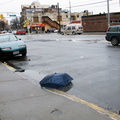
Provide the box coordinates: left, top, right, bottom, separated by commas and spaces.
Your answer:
0, 0, 120, 16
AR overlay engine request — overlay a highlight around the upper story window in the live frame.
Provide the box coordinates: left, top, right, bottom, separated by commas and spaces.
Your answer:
33, 16, 39, 22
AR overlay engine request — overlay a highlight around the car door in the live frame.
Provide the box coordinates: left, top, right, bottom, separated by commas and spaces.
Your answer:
118, 27, 120, 40
66, 26, 71, 34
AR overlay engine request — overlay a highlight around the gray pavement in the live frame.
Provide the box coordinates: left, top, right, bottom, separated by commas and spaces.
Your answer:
0, 62, 119, 120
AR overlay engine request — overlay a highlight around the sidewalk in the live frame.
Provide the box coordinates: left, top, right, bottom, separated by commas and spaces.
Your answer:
0, 62, 119, 120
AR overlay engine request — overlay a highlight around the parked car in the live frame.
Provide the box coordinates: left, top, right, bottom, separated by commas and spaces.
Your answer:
16, 30, 26, 35
105, 25, 120, 46
1, 30, 8, 33
12, 30, 17, 35
0, 33, 27, 59
54, 29, 59, 33
60, 24, 83, 35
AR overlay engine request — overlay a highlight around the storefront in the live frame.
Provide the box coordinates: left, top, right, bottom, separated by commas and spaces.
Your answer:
27, 24, 45, 33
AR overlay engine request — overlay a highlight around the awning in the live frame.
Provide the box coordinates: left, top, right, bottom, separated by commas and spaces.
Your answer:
27, 24, 45, 27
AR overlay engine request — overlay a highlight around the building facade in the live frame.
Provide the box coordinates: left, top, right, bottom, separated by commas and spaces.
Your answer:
20, 1, 91, 33
82, 12, 120, 32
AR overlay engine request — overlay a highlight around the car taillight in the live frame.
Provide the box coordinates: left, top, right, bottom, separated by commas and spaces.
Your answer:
106, 27, 109, 35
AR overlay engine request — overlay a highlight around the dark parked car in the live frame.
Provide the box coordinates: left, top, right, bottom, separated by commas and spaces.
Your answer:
0, 33, 27, 59
16, 30, 26, 35
105, 25, 120, 46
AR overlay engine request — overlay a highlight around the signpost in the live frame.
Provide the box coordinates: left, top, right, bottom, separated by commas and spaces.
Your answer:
9, 15, 16, 17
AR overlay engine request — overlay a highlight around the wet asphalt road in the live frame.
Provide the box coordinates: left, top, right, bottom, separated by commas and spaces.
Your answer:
3, 33, 120, 113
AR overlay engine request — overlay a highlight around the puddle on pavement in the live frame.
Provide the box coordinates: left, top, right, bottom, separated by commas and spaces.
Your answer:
58, 82, 73, 92
24, 70, 45, 82
25, 70, 73, 92
2, 60, 73, 92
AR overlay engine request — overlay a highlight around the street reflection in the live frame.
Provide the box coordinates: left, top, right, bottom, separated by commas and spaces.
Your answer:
58, 82, 73, 92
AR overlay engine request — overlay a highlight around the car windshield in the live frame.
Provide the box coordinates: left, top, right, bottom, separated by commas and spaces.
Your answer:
0, 34, 18, 43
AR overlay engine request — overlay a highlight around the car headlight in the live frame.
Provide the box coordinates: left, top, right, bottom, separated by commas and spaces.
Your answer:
1, 47, 11, 51
18, 45, 26, 48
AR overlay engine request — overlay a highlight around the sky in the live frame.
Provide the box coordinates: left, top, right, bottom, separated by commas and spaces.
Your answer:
0, 0, 120, 18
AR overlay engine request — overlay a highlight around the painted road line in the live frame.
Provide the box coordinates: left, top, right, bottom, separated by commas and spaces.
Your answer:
1, 62, 16, 71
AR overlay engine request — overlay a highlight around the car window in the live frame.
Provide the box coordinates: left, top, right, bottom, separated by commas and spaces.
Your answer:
67, 26, 71, 30
72, 26, 75, 30
63, 27, 66, 30
17, 30, 26, 32
109, 27, 119, 32
78, 26, 82, 29
0, 34, 18, 43
9, 34, 18, 41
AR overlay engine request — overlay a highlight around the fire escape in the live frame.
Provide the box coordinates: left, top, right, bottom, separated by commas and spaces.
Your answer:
42, 16, 60, 29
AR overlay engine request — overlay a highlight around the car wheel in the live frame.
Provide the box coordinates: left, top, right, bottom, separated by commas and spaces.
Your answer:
111, 37, 119, 46
22, 52, 27, 56
72, 32, 76, 35
61, 32, 64, 35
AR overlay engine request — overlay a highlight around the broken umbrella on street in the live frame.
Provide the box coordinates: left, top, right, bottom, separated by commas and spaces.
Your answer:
39, 73, 73, 89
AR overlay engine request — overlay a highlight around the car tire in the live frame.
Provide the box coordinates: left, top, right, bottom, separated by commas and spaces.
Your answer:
61, 32, 64, 35
22, 52, 27, 56
111, 37, 119, 46
72, 32, 76, 35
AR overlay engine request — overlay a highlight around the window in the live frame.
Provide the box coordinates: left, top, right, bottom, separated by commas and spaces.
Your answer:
63, 27, 66, 30
71, 16, 76, 20
57, 16, 62, 21
72, 26, 75, 30
109, 27, 119, 32
67, 26, 71, 30
33, 17, 39, 22
78, 26, 82, 29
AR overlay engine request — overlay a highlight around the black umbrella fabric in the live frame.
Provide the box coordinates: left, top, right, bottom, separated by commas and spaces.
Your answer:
39, 73, 73, 88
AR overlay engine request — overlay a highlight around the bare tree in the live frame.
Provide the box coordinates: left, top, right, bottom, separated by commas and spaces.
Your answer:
0, 21, 6, 30
10, 18, 20, 30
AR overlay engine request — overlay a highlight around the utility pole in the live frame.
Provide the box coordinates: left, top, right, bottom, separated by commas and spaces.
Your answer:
107, 0, 110, 27
69, 0, 71, 21
57, 2, 61, 33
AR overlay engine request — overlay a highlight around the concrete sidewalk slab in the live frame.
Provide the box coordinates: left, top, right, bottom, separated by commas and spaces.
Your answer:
0, 64, 22, 82
0, 63, 118, 120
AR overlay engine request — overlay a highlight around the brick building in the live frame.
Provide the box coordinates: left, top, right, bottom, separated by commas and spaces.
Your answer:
82, 12, 120, 32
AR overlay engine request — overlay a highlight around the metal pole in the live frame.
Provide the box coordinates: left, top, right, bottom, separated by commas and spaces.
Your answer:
69, 0, 71, 21
57, 2, 61, 33
107, 0, 110, 27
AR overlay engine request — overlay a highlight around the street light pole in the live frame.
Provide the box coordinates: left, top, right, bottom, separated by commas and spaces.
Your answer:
107, 0, 110, 27
57, 2, 61, 33
69, 0, 71, 21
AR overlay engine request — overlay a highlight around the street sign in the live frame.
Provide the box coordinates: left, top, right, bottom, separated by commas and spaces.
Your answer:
9, 15, 16, 17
